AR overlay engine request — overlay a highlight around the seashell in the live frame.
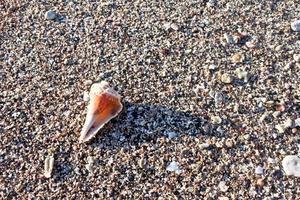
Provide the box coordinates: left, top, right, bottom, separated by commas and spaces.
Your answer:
79, 81, 123, 143
44, 155, 54, 178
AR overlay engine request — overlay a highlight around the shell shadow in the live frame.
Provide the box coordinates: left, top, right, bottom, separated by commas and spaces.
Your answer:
89, 101, 223, 149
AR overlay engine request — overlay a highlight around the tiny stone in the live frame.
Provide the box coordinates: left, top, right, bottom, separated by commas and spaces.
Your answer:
166, 161, 181, 174
283, 118, 293, 129
243, 134, 250, 140
83, 91, 89, 102
255, 166, 264, 175
272, 111, 281, 118
45, 10, 57, 20
275, 124, 285, 133
209, 64, 217, 70
291, 128, 298, 134
170, 23, 179, 31
275, 45, 282, 51
282, 155, 300, 177
218, 181, 229, 192
235, 68, 249, 82
215, 141, 223, 148
84, 80, 93, 86
218, 197, 229, 200
207, 0, 216, 7
199, 143, 210, 149
223, 33, 234, 44
291, 20, 300, 32
275, 103, 285, 112
225, 139, 233, 148
220, 73, 233, 84
163, 22, 171, 30
245, 37, 258, 48
284, 62, 293, 70
256, 178, 264, 187
293, 54, 300, 62
231, 53, 245, 63
211, 116, 222, 124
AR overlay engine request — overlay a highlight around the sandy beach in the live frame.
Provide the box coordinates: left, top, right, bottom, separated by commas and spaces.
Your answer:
1, 1, 300, 199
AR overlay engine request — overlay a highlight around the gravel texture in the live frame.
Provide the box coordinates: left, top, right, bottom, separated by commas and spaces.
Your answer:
1, 0, 300, 199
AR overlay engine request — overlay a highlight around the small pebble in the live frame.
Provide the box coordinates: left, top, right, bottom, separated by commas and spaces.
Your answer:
225, 139, 233, 148
282, 155, 300, 177
211, 116, 222, 124
83, 91, 89, 102
223, 33, 234, 44
220, 73, 233, 84
231, 53, 245, 63
293, 54, 300, 62
275, 124, 285, 133
45, 10, 57, 20
163, 22, 179, 31
245, 37, 258, 48
291, 20, 300, 32
255, 166, 264, 175
199, 143, 210, 149
218, 197, 229, 200
283, 118, 293, 129
218, 181, 229, 192
170, 23, 179, 31
256, 178, 264, 187
275, 103, 285, 112
235, 68, 249, 82
208, 64, 217, 70
84, 80, 93, 86
166, 161, 181, 174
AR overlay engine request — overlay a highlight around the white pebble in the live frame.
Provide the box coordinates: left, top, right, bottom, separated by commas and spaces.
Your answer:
218, 181, 229, 192
170, 23, 179, 31
235, 68, 249, 82
293, 54, 300, 62
166, 161, 181, 174
255, 166, 264, 175
211, 116, 222, 124
83, 91, 90, 102
163, 22, 171, 30
282, 155, 300, 177
84, 80, 93, 86
291, 20, 300, 32
221, 73, 233, 84
45, 10, 57, 20
209, 64, 217, 70
283, 118, 293, 129
163, 22, 179, 31
275, 124, 285, 133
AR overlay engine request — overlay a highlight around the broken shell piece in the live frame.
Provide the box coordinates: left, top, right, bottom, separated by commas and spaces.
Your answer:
79, 81, 123, 143
44, 155, 54, 178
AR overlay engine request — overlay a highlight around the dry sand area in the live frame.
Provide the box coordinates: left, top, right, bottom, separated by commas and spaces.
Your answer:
1, 0, 300, 199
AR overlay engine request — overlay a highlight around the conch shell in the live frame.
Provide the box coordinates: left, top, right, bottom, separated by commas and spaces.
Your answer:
79, 81, 123, 143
